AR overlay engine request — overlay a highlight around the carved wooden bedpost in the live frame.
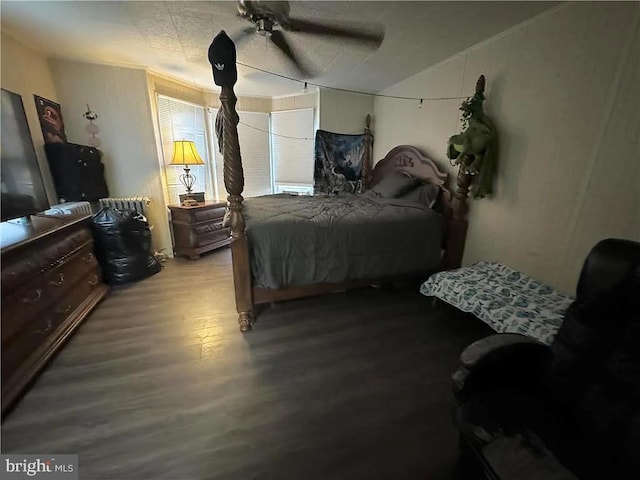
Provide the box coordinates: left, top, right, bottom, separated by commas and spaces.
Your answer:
210, 31, 253, 331
362, 114, 374, 188
443, 167, 472, 269
220, 86, 253, 331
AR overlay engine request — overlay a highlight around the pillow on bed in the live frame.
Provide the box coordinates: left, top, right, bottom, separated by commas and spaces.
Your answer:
399, 183, 441, 208
370, 173, 420, 198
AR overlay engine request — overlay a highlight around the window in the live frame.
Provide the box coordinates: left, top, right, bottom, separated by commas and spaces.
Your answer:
156, 105, 316, 201
274, 184, 314, 195
209, 109, 271, 199
156, 95, 213, 205
270, 109, 315, 193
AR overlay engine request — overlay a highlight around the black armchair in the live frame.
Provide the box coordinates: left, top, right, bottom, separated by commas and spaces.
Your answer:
452, 239, 640, 480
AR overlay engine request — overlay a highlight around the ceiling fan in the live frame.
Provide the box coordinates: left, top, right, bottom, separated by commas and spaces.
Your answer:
232, 0, 385, 78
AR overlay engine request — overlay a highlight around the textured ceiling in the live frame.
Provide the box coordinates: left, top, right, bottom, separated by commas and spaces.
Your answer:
1, 1, 558, 97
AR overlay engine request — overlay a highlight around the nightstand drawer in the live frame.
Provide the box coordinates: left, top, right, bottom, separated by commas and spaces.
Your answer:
194, 220, 224, 235
198, 228, 230, 247
193, 207, 225, 222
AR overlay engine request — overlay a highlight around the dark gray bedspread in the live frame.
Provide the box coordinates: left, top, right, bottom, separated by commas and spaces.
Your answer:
243, 193, 444, 289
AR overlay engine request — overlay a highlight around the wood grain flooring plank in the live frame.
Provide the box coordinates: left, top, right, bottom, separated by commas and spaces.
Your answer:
1, 249, 491, 479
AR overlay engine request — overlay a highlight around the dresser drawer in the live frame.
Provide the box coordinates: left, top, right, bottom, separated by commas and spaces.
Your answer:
0, 279, 50, 344
1, 267, 102, 383
41, 243, 97, 296
1, 228, 92, 295
51, 267, 103, 329
2, 242, 98, 344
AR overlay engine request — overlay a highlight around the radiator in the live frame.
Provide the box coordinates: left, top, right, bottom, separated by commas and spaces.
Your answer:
44, 201, 93, 216
99, 197, 151, 216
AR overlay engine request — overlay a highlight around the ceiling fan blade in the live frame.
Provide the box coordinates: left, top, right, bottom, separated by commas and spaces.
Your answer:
270, 30, 313, 78
285, 18, 384, 47
231, 26, 256, 47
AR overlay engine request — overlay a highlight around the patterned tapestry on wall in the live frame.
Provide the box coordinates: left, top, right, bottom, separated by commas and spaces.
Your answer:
314, 130, 368, 194
33, 95, 67, 144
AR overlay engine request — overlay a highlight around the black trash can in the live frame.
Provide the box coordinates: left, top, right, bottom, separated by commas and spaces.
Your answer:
91, 207, 162, 285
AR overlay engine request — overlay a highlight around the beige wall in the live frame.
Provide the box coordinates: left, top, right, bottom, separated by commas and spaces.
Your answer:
319, 88, 373, 135
204, 92, 272, 113
148, 72, 273, 113
149, 72, 210, 107
50, 60, 172, 255
373, 2, 640, 294
1, 32, 59, 203
272, 91, 318, 112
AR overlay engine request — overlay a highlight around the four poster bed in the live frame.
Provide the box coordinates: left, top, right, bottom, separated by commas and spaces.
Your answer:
221, 114, 472, 331
212, 39, 473, 333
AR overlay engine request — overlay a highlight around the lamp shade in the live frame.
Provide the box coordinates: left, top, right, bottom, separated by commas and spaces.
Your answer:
169, 140, 205, 166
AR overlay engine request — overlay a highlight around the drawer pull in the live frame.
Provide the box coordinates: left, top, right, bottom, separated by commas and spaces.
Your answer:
49, 273, 65, 286
57, 304, 72, 315
82, 252, 94, 263
22, 289, 43, 304
88, 274, 99, 286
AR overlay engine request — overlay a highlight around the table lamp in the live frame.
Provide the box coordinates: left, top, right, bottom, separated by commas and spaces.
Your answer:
169, 140, 205, 206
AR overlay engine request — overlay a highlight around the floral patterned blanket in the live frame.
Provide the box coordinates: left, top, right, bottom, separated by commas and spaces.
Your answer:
420, 262, 574, 345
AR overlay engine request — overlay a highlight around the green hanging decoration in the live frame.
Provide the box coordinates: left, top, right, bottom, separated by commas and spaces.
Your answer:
446, 75, 498, 199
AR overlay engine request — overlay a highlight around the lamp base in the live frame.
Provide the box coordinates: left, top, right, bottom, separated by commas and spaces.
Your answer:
181, 198, 200, 207
179, 192, 205, 205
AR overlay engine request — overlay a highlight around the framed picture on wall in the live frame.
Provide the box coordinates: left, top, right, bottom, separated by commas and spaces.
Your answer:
33, 94, 67, 144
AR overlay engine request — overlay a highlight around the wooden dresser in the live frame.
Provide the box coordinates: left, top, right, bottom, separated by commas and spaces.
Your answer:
1, 214, 108, 414
168, 201, 230, 259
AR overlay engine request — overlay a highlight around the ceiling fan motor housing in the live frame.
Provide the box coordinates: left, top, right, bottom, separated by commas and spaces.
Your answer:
255, 18, 275, 36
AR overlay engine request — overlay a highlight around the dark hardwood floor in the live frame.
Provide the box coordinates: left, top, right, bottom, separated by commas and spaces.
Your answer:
1, 248, 491, 479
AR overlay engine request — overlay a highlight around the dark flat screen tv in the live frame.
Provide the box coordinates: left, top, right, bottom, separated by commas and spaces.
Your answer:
1, 88, 50, 221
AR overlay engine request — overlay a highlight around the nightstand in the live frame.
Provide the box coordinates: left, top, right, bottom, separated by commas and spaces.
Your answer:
168, 201, 230, 260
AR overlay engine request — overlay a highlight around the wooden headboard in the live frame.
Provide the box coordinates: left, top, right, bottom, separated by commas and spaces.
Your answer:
370, 145, 473, 269
370, 145, 448, 188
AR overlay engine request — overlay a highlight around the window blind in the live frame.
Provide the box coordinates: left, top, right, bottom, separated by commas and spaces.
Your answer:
156, 95, 213, 205
209, 109, 271, 199
270, 108, 315, 187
